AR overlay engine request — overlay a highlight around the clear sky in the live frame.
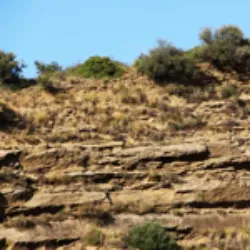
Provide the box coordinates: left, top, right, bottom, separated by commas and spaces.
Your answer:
2, 0, 250, 77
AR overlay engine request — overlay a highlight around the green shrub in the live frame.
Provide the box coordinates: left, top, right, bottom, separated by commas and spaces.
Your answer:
86, 228, 105, 246
137, 40, 196, 84
221, 84, 238, 99
133, 53, 146, 67
72, 56, 126, 79
0, 50, 25, 84
199, 27, 213, 44
35, 61, 62, 75
243, 105, 250, 116
125, 222, 179, 250
199, 25, 250, 73
234, 45, 250, 73
185, 46, 204, 63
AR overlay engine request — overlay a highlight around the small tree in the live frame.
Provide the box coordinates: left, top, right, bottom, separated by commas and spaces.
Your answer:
198, 25, 250, 72
137, 40, 196, 84
126, 222, 179, 250
199, 27, 213, 44
234, 45, 250, 73
133, 53, 146, 67
0, 50, 25, 84
213, 25, 244, 45
34, 61, 62, 75
74, 56, 126, 79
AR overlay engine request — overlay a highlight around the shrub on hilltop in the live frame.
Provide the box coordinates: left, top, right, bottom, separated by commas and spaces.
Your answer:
34, 61, 63, 75
198, 25, 250, 73
136, 40, 197, 84
71, 56, 126, 79
0, 50, 25, 85
135, 26, 250, 85
34, 61, 63, 94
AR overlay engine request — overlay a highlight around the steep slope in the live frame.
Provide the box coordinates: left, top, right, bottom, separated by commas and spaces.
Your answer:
0, 66, 250, 249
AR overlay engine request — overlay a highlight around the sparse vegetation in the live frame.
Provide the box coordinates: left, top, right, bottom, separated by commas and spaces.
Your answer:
38, 75, 56, 92
4, 217, 35, 230
31, 109, 51, 127
120, 86, 148, 104
86, 228, 105, 246
34, 61, 64, 94
0, 102, 22, 129
166, 84, 216, 102
126, 222, 179, 250
35, 61, 63, 75
220, 84, 238, 99
243, 104, 250, 117
169, 115, 205, 131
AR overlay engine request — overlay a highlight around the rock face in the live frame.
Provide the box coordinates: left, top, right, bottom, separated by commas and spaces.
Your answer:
1, 69, 250, 249
21, 147, 90, 172
0, 193, 7, 222
0, 141, 249, 249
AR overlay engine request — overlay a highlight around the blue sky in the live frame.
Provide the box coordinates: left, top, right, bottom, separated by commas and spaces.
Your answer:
2, 0, 250, 77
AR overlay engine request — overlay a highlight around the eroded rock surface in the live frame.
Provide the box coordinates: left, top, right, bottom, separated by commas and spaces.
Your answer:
0, 141, 249, 249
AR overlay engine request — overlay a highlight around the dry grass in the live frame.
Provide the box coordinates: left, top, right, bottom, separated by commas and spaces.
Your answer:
85, 227, 106, 246
30, 109, 51, 126
0, 67, 249, 148
169, 115, 205, 131
0, 102, 22, 129
4, 216, 36, 230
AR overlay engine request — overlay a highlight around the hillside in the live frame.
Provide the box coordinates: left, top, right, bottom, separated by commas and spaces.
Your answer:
0, 63, 250, 250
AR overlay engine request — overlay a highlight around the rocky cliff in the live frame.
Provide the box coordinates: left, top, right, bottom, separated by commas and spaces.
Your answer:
0, 66, 250, 249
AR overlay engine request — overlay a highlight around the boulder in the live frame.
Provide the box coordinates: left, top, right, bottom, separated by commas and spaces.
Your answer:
0, 150, 21, 167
